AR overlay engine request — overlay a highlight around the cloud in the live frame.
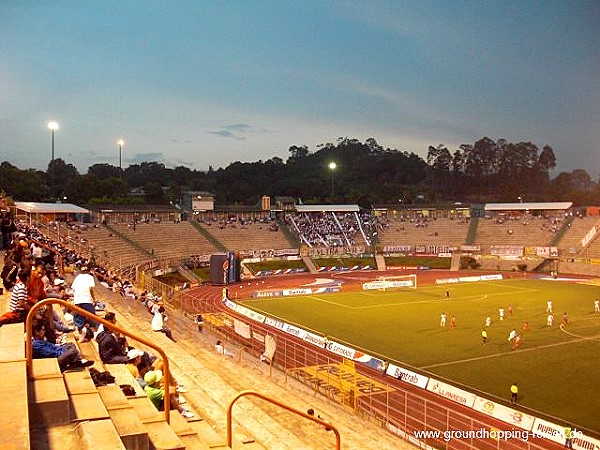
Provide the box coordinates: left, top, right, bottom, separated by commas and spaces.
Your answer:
129, 152, 165, 164
208, 123, 253, 140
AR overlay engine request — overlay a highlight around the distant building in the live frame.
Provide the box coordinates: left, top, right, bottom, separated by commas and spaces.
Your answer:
182, 191, 215, 212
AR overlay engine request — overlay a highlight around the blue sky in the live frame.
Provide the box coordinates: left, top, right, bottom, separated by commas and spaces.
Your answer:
1, 1, 598, 177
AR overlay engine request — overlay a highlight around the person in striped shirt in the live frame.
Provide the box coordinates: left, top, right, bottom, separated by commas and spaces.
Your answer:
0, 269, 31, 326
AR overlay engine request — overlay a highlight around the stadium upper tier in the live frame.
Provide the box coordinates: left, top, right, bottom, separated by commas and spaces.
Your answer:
15, 202, 600, 265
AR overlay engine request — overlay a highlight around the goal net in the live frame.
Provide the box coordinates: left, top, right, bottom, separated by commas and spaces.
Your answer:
362, 274, 418, 291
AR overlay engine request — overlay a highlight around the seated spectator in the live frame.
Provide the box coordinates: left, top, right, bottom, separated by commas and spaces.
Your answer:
151, 305, 176, 342
96, 312, 129, 364
195, 314, 203, 333
127, 348, 186, 393
31, 321, 94, 372
144, 370, 193, 419
0, 269, 32, 326
215, 340, 234, 358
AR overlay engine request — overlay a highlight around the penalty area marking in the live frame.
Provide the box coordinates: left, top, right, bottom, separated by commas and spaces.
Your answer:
559, 323, 600, 341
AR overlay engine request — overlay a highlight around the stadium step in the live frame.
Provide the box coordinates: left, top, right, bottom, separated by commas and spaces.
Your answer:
28, 362, 70, 427
375, 253, 386, 271
302, 255, 319, 274
0, 359, 29, 449
97, 384, 150, 449
74, 418, 126, 449
127, 396, 186, 450
0, 322, 25, 361
0, 321, 30, 449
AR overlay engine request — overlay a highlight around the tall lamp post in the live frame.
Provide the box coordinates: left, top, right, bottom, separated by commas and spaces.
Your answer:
117, 139, 125, 174
47, 121, 59, 161
47, 121, 59, 197
328, 162, 337, 198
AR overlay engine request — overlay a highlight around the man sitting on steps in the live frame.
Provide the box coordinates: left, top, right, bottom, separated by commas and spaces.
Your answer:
31, 321, 94, 372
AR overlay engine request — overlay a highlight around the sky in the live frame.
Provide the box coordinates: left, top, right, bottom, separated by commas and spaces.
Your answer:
1, 1, 599, 178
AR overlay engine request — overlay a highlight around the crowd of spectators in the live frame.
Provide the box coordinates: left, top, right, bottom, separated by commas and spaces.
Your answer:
0, 218, 194, 418
286, 211, 374, 248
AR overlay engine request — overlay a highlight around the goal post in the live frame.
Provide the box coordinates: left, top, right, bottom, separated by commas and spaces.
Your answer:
378, 274, 417, 290
360, 274, 418, 291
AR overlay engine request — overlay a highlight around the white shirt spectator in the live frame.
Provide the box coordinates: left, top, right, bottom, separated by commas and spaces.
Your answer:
151, 310, 164, 331
71, 272, 95, 305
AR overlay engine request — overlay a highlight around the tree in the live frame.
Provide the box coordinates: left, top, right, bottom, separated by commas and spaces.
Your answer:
46, 158, 79, 199
538, 145, 557, 172
143, 182, 165, 204
88, 163, 121, 180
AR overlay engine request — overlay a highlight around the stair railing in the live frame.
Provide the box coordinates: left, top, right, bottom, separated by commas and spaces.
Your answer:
25, 298, 174, 423
227, 390, 341, 449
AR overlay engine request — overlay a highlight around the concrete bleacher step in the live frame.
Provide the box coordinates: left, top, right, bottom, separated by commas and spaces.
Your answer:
0, 322, 25, 361
127, 396, 186, 450
28, 361, 70, 427
74, 418, 127, 450
168, 410, 211, 449
97, 384, 150, 450
0, 359, 29, 450
30, 423, 77, 450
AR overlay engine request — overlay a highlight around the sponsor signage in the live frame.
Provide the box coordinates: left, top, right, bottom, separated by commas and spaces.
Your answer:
385, 363, 429, 389
363, 280, 414, 290
234, 319, 251, 339
532, 418, 600, 450
426, 378, 476, 407
480, 274, 503, 281
326, 340, 357, 359
363, 281, 389, 290
472, 396, 535, 430
282, 288, 313, 296
264, 316, 284, 330
281, 322, 306, 339
303, 332, 327, 348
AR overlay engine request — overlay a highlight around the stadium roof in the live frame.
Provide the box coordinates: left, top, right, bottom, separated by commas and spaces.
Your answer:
484, 202, 572, 211
15, 202, 90, 214
295, 204, 360, 213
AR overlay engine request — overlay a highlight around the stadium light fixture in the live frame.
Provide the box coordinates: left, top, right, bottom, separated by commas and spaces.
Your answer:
117, 139, 125, 174
328, 162, 337, 197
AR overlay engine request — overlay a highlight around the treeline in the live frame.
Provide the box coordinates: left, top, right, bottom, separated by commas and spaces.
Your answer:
1, 137, 599, 207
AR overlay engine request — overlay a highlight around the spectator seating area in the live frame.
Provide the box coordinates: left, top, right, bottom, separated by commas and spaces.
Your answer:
112, 221, 217, 259
474, 214, 561, 251
197, 216, 293, 252
286, 211, 374, 247
377, 216, 469, 248
559, 216, 600, 257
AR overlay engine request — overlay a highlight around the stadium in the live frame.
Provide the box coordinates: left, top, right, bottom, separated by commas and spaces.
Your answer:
2, 198, 599, 449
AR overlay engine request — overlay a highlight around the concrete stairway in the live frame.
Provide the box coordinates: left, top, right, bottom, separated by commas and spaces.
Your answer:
375, 253, 386, 271
0, 323, 29, 450
301, 255, 319, 274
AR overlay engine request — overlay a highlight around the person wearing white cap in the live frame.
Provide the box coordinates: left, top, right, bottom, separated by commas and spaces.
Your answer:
143, 370, 193, 419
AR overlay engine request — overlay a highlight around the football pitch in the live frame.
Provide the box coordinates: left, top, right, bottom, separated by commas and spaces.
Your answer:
242, 277, 600, 432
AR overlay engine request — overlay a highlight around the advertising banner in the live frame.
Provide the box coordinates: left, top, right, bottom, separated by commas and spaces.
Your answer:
233, 319, 251, 339
303, 331, 327, 348
264, 316, 284, 330
426, 378, 476, 407
326, 340, 357, 359
281, 322, 307, 339
531, 418, 600, 450
385, 363, 429, 388
472, 396, 535, 430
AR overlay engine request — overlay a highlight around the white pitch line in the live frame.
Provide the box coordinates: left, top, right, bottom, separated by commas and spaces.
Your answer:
559, 324, 600, 340
420, 334, 600, 370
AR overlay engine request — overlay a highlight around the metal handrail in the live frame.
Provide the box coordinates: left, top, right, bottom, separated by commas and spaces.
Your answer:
25, 298, 173, 423
227, 390, 341, 450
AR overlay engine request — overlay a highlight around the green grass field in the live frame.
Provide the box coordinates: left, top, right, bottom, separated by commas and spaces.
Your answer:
242, 278, 600, 432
